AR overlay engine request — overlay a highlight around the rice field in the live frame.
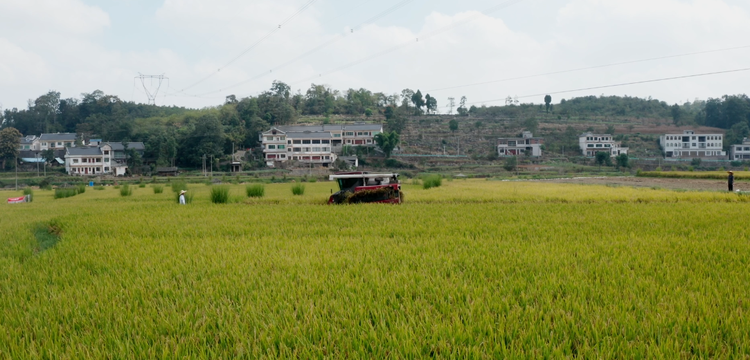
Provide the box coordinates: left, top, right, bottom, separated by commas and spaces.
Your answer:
1, 180, 749, 358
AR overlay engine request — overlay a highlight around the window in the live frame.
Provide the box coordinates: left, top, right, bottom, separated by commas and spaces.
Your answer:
280, 137, 285, 141
293, 147, 301, 152
42, 142, 47, 146
104, 167, 109, 171
346, 132, 354, 136
596, 144, 602, 148
293, 140, 301, 144
280, 154, 286, 159
267, 154, 276, 159
312, 140, 321, 144
57, 142, 62, 146
325, 156, 330, 160
322, 140, 330, 144
357, 132, 364, 136
587, 144, 594, 148
302, 140, 311, 144
266, 136, 274, 141
288, 140, 292, 144
104, 150, 109, 155
105, 158, 109, 163
366, 139, 372, 144
278, 145, 285, 150
323, 147, 329, 152
303, 147, 311, 152
267, 145, 276, 149
312, 147, 321, 152
333, 134, 341, 138
73, 159, 79, 163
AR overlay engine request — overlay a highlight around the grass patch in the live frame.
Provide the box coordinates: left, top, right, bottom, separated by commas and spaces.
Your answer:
291, 184, 305, 195
246, 184, 265, 198
119, 184, 132, 197
210, 185, 230, 204
153, 185, 164, 194
34, 220, 62, 253
54, 188, 78, 199
422, 174, 443, 189
94, 185, 105, 191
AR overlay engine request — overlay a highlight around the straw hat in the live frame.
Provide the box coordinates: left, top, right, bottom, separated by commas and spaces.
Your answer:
180, 190, 187, 194
728, 171, 734, 174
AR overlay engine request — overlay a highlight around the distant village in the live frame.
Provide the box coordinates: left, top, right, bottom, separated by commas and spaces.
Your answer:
14, 125, 750, 176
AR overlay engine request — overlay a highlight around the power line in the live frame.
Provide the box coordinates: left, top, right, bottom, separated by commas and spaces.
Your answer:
172, 0, 319, 95
189, 0, 419, 97
427, 44, 750, 93
467, 67, 750, 106
287, 0, 528, 87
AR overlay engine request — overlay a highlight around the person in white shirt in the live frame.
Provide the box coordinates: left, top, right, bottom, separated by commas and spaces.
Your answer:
179, 190, 187, 205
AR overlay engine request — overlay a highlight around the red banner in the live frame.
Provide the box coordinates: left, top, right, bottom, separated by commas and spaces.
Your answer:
7, 196, 26, 204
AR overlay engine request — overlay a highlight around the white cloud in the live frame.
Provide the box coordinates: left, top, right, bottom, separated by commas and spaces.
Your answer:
0, 0, 109, 36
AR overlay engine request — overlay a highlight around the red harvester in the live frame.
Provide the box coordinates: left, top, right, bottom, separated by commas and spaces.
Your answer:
328, 172, 402, 204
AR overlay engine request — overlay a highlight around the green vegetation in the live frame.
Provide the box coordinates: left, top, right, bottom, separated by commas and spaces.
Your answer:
210, 185, 230, 204
422, 174, 442, 189
119, 184, 132, 197
245, 184, 265, 198
1, 181, 749, 358
54, 188, 78, 199
94, 185, 105, 191
152, 185, 164, 194
291, 184, 305, 195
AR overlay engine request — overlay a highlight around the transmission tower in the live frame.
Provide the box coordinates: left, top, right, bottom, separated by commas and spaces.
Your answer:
136, 73, 168, 105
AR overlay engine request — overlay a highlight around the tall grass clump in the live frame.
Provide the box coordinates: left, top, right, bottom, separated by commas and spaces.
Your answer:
246, 184, 265, 198
119, 184, 132, 197
54, 188, 78, 199
94, 185, 105, 191
138, 183, 146, 188
210, 185, 230, 204
291, 184, 305, 195
23, 188, 33, 202
152, 185, 164, 194
76, 184, 86, 194
422, 174, 443, 189
171, 180, 188, 193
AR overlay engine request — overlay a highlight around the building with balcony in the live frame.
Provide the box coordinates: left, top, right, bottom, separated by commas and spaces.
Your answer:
64, 142, 144, 176
579, 132, 628, 157
498, 131, 544, 157
260, 124, 382, 167
729, 138, 750, 161
660, 130, 725, 159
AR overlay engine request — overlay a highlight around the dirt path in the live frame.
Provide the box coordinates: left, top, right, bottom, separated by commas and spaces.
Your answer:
539, 176, 739, 192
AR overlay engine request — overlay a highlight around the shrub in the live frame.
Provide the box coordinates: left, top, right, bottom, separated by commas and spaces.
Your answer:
291, 184, 305, 195
139, 183, 146, 188
23, 188, 33, 202
76, 184, 86, 194
691, 158, 702, 167
171, 181, 188, 193
210, 185, 230, 204
153, 185, 164, 194
54, 188, 78, 199
422, 174, 442, 189
246, 184, 265, 198
731, 161, 742, 167
120, 184, 132, 197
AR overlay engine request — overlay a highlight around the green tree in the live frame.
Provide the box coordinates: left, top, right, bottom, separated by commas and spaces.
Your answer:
374, 131, 400, 158
457, 96, 468, 116
411, 90, 425, 115
503, 156, 517, 172
42, 149, 55, 164
595, 152, 612, 168
544, 94, 552, 113
425, 94, 437, 114
449, 119, 458, 133
615, 154, 629, 170
0, 127, 22, 169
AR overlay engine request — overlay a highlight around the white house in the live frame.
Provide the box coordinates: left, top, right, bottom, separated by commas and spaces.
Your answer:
579, 133, 628, 157
498, 131, 544, 157
39, 133, 77, 150
64, 142, 144, 176
18, 135, 39, 151
729, 138, 750, 161
660, 130, 725, 159
260, 124, 382, 167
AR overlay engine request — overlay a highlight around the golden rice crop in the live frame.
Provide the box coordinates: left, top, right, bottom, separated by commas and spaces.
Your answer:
0, 180, 749, 358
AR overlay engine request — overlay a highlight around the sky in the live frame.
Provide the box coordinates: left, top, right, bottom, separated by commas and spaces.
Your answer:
1, 0, 749, 112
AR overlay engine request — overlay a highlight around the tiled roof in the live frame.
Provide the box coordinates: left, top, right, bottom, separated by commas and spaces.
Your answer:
39, 133, 77, 141
66, 147, 102, 156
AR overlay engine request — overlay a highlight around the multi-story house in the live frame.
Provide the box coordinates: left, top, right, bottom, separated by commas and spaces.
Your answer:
260, 124, 382, 167
660, 130, 725, 159
260, 127, 336, 167
39, 133, 76, 150
64, 142, 144, 176
579, 132, 628, 157
729, 137, 750, 161
498, 131, 544, 157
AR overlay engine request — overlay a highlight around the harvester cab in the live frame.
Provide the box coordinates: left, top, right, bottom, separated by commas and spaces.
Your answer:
328, 172, 402, 204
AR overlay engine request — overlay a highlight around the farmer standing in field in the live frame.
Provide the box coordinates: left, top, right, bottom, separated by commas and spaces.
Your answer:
179, 190, 187, 205
728, 171, 734, 192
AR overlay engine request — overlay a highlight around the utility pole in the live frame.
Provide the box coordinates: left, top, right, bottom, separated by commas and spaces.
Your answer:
135, 73, 168, 105
35, 151, 39, 177
457, 135, 460, 156
210, 155, 213, 178
202, 154, 206, 176
15, 154, 18, 191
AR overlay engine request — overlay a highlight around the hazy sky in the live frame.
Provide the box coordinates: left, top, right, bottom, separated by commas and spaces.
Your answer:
1, 0, 749, 112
